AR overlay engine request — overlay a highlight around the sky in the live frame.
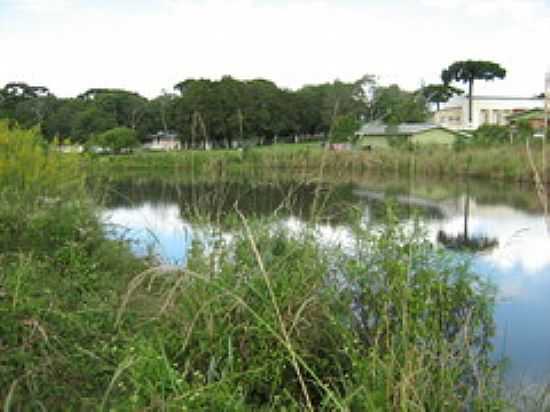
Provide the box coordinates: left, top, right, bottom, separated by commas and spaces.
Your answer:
1, 0, 549, 98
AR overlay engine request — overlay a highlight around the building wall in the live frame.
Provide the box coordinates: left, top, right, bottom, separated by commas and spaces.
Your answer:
144, 139, 181, 151
435, 96, 544, 130
433, 107, 463, 130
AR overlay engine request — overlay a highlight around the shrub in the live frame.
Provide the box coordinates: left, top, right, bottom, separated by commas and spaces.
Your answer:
0, 120, 82, 195
471, 125, 510, 146
329, 115, 360, 143
87, 127, 139, 154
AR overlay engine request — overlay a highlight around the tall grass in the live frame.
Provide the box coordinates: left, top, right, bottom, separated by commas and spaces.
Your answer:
1, 122, 509, 410
93, 142, 550, 184
108, 210, 504, 410
0, 122, 145, 408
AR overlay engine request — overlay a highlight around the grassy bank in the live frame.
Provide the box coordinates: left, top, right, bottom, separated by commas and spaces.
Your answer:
1, 122, 511, 410
91, 141, 550, 185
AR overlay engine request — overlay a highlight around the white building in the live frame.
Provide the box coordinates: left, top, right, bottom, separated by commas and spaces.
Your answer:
434, 95, 544, 130
143, 131, 181, 151
58, 144, 84, 154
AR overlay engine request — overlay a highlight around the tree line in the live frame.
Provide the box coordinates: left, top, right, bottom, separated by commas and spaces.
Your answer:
1, 60, 508, 148
0, 76, 435, 147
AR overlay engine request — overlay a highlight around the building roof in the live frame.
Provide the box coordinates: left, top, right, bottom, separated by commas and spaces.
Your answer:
471, 96, 544, 101
507, 109, 547, 121
356, 122, 444, 136
148, 130, 178, 139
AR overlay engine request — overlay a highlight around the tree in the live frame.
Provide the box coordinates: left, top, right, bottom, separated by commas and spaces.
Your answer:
88, 127, 139, 154
441, 60, 506, 124
369, 85, 429, 124
72, 106, 117, 142
294, 76, 373, 137
78, 88, 149, 132
329, 114, 360, 143
418, 84, 463, 111
0, 82, 52, 120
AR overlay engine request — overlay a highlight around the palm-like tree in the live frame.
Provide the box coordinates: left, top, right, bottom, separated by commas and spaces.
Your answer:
418, 84, 463, 111
441, 60, 506, 124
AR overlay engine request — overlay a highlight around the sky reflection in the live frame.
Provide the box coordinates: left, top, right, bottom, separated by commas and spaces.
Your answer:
102, 180, 550, 382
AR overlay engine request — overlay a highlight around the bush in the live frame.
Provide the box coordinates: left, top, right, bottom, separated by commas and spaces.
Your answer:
0, 121, 144, 409
87, 127, 139, 154
0, 120, 82, 195
112, 215, 503, 410
329, 115, 360, 143
471, 125, 510, 146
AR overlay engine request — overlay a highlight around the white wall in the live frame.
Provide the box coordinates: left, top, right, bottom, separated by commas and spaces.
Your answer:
437, 96, 544, 130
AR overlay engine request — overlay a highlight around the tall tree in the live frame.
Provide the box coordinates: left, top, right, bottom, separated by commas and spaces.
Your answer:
441, 60, 506, 124
418, 84, 463, 111
0, 82, 52, 120
369, 85, 429, 124
78, 88, 148, 131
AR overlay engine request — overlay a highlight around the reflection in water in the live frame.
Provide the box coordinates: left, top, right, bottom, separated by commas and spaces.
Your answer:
101, 173, 550, 383
103, 202, 193, 264
437, 183, 499, 253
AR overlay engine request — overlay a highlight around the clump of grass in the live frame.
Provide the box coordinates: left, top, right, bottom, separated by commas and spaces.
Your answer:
111, 209, 504, 410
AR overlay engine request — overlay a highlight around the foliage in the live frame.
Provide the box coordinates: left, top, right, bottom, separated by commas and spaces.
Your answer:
369, 84, 430, 124
0, 123, 508, 410
105, 215, 502, 410
418, 83, 464, 111
87, 127, 139, 154
442, 60, 507, 86
329, 114, 360, 143
0, 120, 82, 195
441, 60, 506, 122
0, 76, 375, 149
0, 82, 51, 120
473, 125, 510, 145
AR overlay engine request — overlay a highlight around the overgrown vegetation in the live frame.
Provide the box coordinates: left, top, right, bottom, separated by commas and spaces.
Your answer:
90, 138, 550, 184
1, 122, 511, 410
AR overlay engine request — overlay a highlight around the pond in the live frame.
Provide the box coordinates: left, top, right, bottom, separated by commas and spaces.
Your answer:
100, 171, 550, 384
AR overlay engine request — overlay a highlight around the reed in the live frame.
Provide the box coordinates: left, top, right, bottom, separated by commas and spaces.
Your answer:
92, 141, 550, 184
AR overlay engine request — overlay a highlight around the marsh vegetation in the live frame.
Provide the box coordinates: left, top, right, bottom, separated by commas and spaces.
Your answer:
1, 121, 526, 410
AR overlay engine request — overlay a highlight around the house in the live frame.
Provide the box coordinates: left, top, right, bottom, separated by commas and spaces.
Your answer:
355, 122, 459, 149
507, 109, 549, 138
434, 95, 545, 130
143, 131, 181, 151
507, 109, 549, 131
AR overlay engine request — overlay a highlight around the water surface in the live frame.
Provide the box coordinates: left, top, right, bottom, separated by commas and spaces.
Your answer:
101, 172, 550, 382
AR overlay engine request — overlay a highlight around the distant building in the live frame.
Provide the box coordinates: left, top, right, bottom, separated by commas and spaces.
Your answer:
356, 122, 458, 149
58, 144, 84, 154
434, 95, 545, 130
143, 131, 181, 151
507, 109, 550, 134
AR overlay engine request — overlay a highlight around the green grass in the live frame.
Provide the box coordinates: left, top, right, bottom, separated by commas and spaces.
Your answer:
90, 141, 550, 185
